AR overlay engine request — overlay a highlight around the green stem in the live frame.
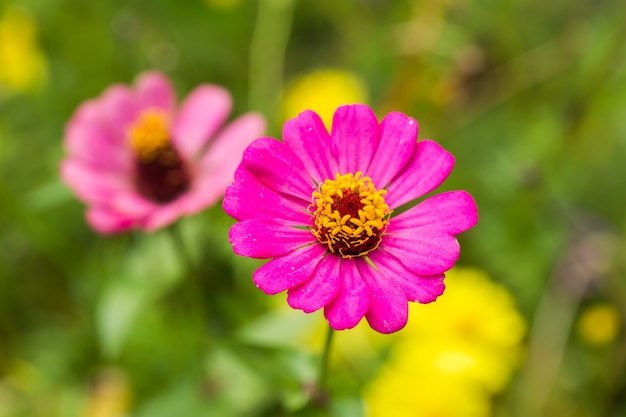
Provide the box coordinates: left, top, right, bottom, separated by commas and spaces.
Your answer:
314, 325, 335, 405
168, 223, 204, 308
167, 222, 195, 272
166, 223, 207, 349
248, 0, 295, 112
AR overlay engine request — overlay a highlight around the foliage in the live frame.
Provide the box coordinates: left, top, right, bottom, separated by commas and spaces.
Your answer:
1, 0, 626, 416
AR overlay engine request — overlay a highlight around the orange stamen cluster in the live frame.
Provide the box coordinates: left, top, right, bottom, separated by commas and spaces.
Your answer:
128, 109, 171, 162
311, 171, 391, 258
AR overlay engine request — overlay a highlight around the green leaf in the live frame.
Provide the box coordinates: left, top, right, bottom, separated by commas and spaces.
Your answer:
96, 231, 184, 358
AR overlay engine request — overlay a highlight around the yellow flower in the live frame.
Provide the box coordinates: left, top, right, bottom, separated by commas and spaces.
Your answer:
400, 267, 526, 391
363, 268, 526, 417
0, 6, 47, 93
364, 363, 491, 417
577, 303, 621, 346
406, 268, 526, 346
281, 68, 368, 130
81, 368, 131, 417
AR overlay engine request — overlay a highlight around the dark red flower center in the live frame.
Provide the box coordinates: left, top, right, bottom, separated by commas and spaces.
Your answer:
310, 172, 391, 258
128, 109, 192, 204
133, 144, 191, 203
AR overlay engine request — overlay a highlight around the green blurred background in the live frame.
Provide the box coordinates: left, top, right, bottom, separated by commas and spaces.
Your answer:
1, 0, 626, 416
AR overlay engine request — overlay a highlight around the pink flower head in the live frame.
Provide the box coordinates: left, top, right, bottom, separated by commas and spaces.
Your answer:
223, 105, 478, 333
61, 71, 266, 233
224, 104, 478, 334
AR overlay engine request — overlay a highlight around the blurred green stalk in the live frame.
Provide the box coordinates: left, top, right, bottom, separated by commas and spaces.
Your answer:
248, 0, 295, 113
318, 325, 334, 396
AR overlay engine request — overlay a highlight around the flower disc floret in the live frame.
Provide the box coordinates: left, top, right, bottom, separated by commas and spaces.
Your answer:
311, 171, 391, 258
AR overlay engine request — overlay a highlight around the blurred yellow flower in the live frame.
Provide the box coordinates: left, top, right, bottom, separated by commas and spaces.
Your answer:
400, 267, 526, 391
407, 268, 526, 345
577, 303, 621, 346
0, 6, 47, 94
364, 363, 491, 417
81, 368, 131, 417
281, 68, 368, 130
363, 267, 526, 417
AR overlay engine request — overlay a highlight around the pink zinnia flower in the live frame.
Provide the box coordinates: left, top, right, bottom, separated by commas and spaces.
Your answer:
61, 71, 265, 233
224, 104, 478, 334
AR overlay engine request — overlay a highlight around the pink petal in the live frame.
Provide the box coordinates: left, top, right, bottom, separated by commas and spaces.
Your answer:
139, 200, 187, 231
253, 244, 327, 294
86, 206, 134, 234
390, 191, 478, 234
60, 160, 129, 204
67, 100, 119, 147
287, 254, 341, 313
139, 177, 223, 232
223, 165, 310, 223
172, 85, 232, 159
381, 231, 460, 275
382, 191, 476, 275
135, 71, 176, 113
385, 140, 455, 209
176, 174, 226, 216
368, 249, 445, 303
331, 105, 379, 175
241, 137, 314, 202
323, 261, 369, 330
184, 112, 265, 219
66, 100, 114, 144
229, 218, 316, 259
200, 112, 266, 190
110, 192, 158, 219
282, 110, 337, 183
64, 116, 132, 174
356, 258, 409, 334
366, 112, 418, 188
99, 85, 142, 142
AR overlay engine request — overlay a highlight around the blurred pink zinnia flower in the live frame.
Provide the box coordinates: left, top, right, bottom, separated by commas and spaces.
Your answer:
61, 71, 265, 233
224, 104, 478, 333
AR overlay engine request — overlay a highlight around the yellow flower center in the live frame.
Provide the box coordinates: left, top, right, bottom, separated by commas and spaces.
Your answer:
311, 172, 391, 258
128, 109, 171, 162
